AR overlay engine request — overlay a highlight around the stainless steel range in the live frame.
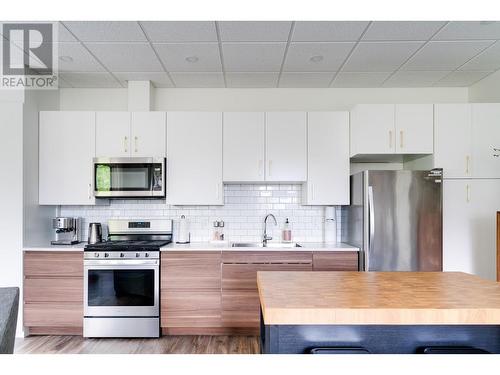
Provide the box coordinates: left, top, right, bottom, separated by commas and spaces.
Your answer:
83, 219, 172, 338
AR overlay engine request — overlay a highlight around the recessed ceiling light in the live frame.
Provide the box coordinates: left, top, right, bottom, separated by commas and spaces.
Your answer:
185, 56, 199, 63
480, 21, 496, 26
309, 55, 324, 63
59, 55, 73, 62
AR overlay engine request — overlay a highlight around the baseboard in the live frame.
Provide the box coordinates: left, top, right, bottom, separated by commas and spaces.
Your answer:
162, 327, 260, 336
27, 326, 83, 335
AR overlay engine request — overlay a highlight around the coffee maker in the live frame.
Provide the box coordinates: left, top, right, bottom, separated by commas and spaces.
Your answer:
51, 217, 81, 245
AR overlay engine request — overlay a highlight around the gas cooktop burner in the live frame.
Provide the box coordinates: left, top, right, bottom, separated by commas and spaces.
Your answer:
84, 239, 171, 251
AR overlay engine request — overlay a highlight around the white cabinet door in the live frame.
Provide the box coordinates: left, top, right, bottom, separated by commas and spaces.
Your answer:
304, 112, 349, 205
131, 112, 166, 157
350, 104, 395, 156
39, 111, 96, 205
223, 112, 265, 182
95, 112, 131, 157
166, 112, 223, 205
433, 104, 472, 178
265, 112, 307, 182
443, 179, 500, 281
395, 104, 433, 154
471, 104, 500, 178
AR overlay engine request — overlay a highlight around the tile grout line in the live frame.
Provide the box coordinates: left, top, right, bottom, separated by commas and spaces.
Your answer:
214, 21, 227, 88
276, 21, 296, 88
328, 21, 373, 88
60, 22, 124, 88
137, 21, 177, 88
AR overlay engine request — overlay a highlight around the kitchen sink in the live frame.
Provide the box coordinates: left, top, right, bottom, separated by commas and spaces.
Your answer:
231, 242, 302, 248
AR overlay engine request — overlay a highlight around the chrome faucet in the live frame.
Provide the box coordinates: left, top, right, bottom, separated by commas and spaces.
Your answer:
263, 214, 277, 246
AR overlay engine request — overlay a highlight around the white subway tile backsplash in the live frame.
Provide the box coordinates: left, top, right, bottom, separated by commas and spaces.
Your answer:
60, 184, 343, 243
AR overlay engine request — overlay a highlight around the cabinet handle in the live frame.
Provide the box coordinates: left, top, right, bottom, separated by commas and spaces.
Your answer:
466, 155, 470, 175
466, 184, 471, 203
124, 136, 128, 153
258, 160, 263, 177
268, 160, 272, 177
400, 130, 404, 149
134, 136, 138, 153
389, 130, 393, 149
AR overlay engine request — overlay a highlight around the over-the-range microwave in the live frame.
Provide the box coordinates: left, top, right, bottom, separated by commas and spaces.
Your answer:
93, 157, 165, 198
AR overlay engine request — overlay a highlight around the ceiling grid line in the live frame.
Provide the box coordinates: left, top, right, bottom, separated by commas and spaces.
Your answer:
328, 21, 373, 87
214, 21, 227, 88
276, 22, 296, 88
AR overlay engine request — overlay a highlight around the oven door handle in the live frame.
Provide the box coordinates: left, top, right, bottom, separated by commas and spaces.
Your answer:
84, 260, 159, 266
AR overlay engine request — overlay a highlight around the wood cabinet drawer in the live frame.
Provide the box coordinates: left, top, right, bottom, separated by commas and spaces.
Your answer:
24, 277, 83, 303
161, 289, 221, 328
312, 251, 359, 271
222, 251, 312, 264
24, 303, 83, 327
222, 263, 312, 290
222, 290, 260, 328
161, 251, 221, 289
24, 251, 83, 277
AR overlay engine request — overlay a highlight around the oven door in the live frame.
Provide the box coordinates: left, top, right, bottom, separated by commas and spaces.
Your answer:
84, 259, 159, 317
93, 157, 165, 198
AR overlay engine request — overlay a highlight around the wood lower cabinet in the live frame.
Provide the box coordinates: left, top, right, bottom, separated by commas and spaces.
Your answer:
23, 251, 83, 335
312, 251, 359, 271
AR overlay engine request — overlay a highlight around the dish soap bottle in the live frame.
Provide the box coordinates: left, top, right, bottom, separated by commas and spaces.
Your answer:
282, 218, 292, 243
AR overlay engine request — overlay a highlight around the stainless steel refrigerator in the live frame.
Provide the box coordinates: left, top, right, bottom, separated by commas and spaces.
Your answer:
341, 169, 443, 271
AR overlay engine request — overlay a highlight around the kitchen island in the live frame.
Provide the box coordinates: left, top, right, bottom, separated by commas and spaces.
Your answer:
258, 272, 500, 354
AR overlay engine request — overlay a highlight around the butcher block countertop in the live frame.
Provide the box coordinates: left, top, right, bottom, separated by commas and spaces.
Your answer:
257, 271, 500, 325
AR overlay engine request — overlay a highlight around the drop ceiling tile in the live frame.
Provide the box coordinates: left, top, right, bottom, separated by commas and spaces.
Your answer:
332, 72, 391, 87
343, 42, 423, 72
85, 43, 163, 72
401, 41, 494, 71
170, 72, 224, 88
279, 72, 334, 88
154, 43, 221, 72
383, 71, 451, 87
58, 72, 122, 88
460, 41, 500, 71
63, 21, 147, 42
112, 72, 174, 88
292, 21, 369, 41
222, 43, 286, 72
226, 72, 278, 87
433, 71, 493, 87
57, 22, 77, 42
363, 21, 446, 41
140, 21, 217, 42
218, 21, 292, 42
58, 42, 105, 72
433, 21, 500, 40
283, 42, 354, 72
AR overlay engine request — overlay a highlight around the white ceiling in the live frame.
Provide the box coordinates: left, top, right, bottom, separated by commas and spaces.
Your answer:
52, 21, 500, 88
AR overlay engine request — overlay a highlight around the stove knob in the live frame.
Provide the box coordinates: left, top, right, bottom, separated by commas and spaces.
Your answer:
145, 253, 149, 258
104, 253, 109, 258
136, 253, 140, 258
120, 253, 124, 258
94, 253, 99, 258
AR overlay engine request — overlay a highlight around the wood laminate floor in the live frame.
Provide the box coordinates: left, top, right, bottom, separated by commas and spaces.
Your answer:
14, 335, 260, 354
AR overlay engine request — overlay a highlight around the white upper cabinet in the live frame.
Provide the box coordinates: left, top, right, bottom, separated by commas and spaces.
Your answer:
223, 112, 265, 182
471, 104, 500, 178
95, 112, 131, 157
395, 104, 433, 154
304, 112, 350, 205
39, 111, 97, 205
350, 104, 395, 156
96, 111, 166, 157
265, 112, 307, 182
434, 104, 472, 178
131, 112, 166, 157
166, 112, 223, 205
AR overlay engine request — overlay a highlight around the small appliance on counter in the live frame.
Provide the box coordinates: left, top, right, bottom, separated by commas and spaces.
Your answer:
176, 215, 190, 244
51, 217, 81, 245
87, 222, 103, 244
210, 219, 228, 245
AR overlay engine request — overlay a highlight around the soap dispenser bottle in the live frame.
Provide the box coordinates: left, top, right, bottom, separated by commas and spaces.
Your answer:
282, 218, 292, 243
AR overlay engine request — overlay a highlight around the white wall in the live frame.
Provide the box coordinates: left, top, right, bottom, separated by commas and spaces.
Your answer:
469, 71, 500, 102
59, 87, 469, 111
0, 90, 24, 336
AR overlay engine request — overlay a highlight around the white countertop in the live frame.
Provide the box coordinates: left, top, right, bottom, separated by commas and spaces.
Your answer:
23, 242, 358, 252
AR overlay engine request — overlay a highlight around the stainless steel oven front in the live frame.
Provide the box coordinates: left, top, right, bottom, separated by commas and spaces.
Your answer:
83, 252, 160, 337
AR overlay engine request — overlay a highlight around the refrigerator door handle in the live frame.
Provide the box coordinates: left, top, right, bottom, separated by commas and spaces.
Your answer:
368, 186, 375, 264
